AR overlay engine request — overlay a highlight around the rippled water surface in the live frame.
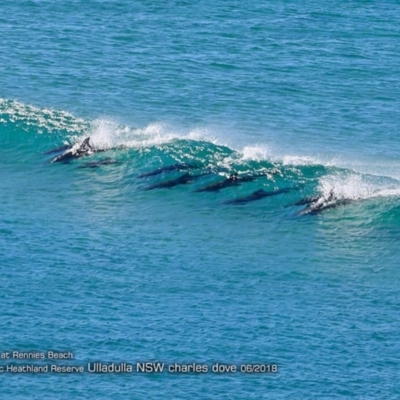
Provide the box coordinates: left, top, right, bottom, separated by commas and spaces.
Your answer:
1, 1, 400, 399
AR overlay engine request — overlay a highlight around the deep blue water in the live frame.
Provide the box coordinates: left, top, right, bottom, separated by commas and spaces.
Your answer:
1, 1, 400, 398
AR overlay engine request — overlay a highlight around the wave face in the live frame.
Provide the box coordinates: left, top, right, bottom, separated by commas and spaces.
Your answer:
2, 1, 400, 398
2, 98, 400, 208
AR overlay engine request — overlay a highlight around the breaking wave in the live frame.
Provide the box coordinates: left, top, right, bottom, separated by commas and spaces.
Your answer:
2, 98, 400, 215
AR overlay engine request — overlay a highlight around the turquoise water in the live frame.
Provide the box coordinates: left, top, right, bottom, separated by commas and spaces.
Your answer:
1, 1, 400, 398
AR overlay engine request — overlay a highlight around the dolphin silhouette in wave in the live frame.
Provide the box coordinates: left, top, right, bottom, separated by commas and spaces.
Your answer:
224, 187, 295, 205
43, 143, 73, 155
195, 171, 273, 193
138, 162, 202, 178
298, 190, 354, 215
50, 137, 96, 163
77, 158, 120, 169
144, 172, 210, 190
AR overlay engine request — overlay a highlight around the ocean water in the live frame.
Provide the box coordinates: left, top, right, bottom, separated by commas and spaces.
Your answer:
1, 1, 400, 398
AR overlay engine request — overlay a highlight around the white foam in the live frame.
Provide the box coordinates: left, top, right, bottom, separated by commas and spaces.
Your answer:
240, 145, 271, 161
0, 98, 88, 134
281, 155, 320, 166
317, 173, 400, 201
82, 120, 224, 151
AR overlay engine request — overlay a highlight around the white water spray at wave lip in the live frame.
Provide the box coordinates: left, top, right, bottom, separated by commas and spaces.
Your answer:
318, 173, 400, 201
240, 145, 271, 161
84, 120, 223, 150
0, 99, 89, 134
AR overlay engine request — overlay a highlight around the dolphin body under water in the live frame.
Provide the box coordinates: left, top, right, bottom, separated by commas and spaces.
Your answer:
195, 172, 269, 193
77, 158, 119, 169
50, 137, 97, 163
300, 198, 353, 215
298, 191, 353, 215
43, 143, 73, 155
195, 174, 249, 192
144, 172, 210, 191
138, 162, 202, 178
224, 187, 294, 205
292, 196, 320, 206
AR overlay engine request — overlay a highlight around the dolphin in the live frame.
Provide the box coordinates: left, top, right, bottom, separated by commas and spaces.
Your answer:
50, 137, 95, 163
224, 187, 294, 205
144, 172, 210, 190
194, 174, 241, 192
77, 158, 119, 169
298, 190, 353, 215
43, 143, 73, 155
195, 172, 264, 193
291, 196, 320, 206
138, 162, 202, 178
